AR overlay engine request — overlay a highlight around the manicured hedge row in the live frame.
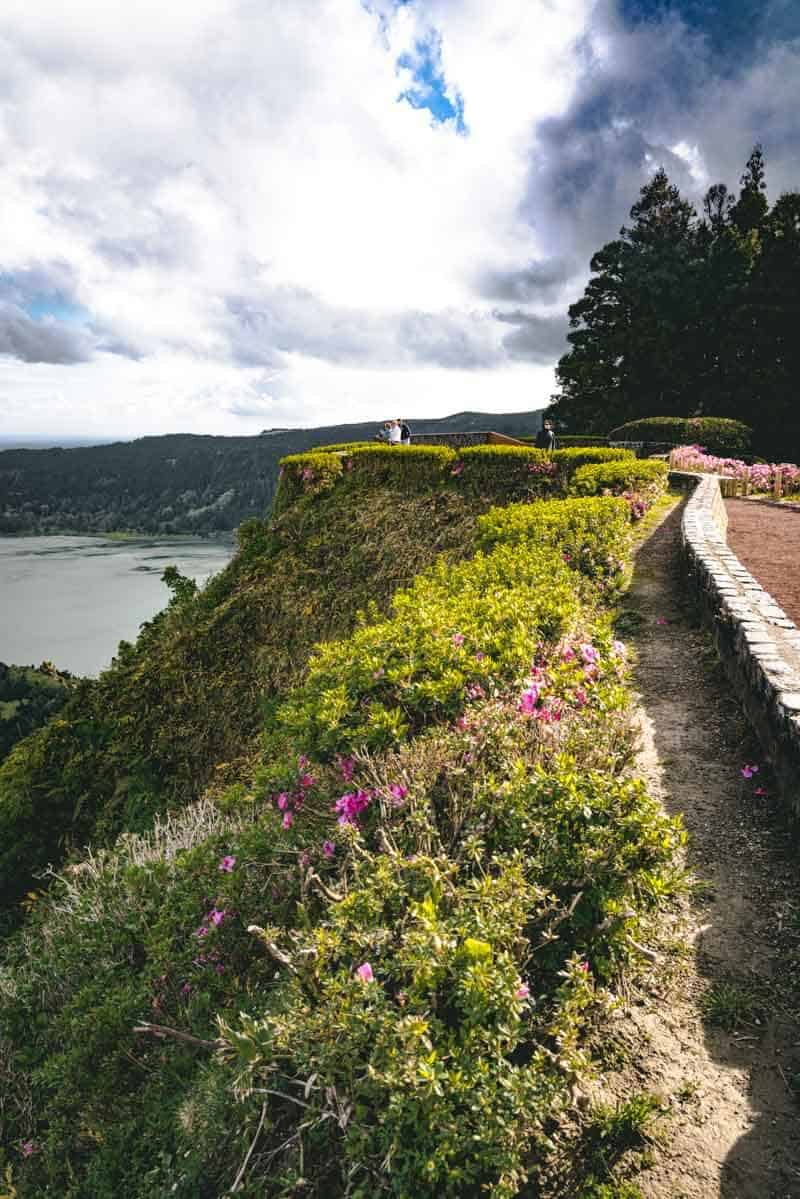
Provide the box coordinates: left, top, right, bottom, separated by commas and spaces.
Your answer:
274, 444, 638, 515
609, 416, 751, 455
477, 496, 632, 585
266, 537, 582, 760
569, 458, 669, 500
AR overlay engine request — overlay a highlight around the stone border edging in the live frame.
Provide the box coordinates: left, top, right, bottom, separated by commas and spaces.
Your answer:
673, 470, 800, 814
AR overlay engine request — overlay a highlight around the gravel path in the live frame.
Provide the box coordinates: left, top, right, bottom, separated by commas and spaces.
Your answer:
726, 499, 800, 628
606, 501, 800, 1198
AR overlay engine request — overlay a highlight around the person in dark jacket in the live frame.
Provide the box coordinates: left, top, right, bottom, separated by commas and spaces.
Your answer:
535, 419, 555, 451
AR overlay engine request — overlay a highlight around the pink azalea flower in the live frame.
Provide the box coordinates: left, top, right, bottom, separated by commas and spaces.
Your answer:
475, 651, 485, 661
561, 647, 575, 662
195, 926, 209, 939
518, 684, 540, 715
335, 788, 371, 826
301, 466, 314, 481
580, 644, 598, 665
20, 1141, 38, 1158
299, 851, 311, 868
656, 616, 668, 626
218, 855, 236, 873
323, 840, 336, 858
215, 963, 225, 974
466, 683, 485, 700
451, 461, 464, 476
456, 714, 469, 731
298, 754, 309, 768
208, 908, 227, 927
612, 640, 627, 657
282, 811, 294, 830
574, 688, 588, 706
452, 632, 465, 647
389, 783, 408, 805
741, 764, 759, 779
515, 982, 530, 1000
356, 962, 374, 983
338, 755, 356, 782
579, 960, 590, 972
754, 786, 768, 797
180, 982, 192, 997
299, 773, 315, 789
276, 792, 290, 811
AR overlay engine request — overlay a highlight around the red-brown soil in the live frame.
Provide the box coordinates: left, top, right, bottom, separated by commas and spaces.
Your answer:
725, 499, 800, 627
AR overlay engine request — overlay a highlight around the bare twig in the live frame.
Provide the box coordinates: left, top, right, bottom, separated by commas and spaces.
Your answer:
230, 1101, 267, 1193
133, 1022, 221, 1051
307, 870, 345, 903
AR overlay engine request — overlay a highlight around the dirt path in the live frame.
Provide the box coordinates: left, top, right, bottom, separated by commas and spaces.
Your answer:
606, 500, 800, 1198
725, 499, 800, 628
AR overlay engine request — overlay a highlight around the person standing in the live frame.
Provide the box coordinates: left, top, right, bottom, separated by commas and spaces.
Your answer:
399, 419, 411, 445
535, 419, 555, 451
387, 419, 402, 445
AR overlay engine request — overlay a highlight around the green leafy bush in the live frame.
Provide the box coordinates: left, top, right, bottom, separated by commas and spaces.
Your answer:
477, 497, 632, 586
609, 417, 751, 455
553, 435, 611, 448
450, 445, 556, 499
552, 447, 634, 473
272, 451, 344, 514
266, 539, 582, 760
569, 459, 669, 504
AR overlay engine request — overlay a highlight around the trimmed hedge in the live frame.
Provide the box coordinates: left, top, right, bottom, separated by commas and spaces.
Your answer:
266, 537, 582, 760
477, 496, 632, 585
609, 417, 751, 455
453, 444, 555, 497
552, 447, 634, 473
569, 458, 669, 499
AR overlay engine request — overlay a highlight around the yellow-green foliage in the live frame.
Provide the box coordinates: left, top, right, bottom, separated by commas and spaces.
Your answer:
569, 458, 669, 498
0, 465, 685, 1198
552, 446, 635, 472
267, 538, 581, 760
477, 496, 632, 585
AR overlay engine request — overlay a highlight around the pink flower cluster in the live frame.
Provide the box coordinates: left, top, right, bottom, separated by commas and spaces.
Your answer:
527, 461, 557, 476
335, 788, 372, 826
195, 907, 230, 939
273, 755, 317, 830
671, 445, 800, 493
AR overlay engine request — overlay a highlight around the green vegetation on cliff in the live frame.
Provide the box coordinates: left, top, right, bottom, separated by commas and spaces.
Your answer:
0, 664, 76, 763
0, 445, 678, 1197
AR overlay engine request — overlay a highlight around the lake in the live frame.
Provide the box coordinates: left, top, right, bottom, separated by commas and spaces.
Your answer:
0, 535, 235, 676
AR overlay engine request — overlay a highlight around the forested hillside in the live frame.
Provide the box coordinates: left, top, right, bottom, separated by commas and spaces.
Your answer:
551, 147, 800, 462
0, 411, 541, 536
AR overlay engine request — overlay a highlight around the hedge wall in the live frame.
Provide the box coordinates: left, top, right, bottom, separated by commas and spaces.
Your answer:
609, 417, 751, 455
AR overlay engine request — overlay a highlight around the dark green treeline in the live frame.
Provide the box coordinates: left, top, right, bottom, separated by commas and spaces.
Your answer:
551, 147, 800, 461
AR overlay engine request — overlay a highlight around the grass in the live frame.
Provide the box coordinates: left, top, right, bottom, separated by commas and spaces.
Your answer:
699, 978, 764, 1031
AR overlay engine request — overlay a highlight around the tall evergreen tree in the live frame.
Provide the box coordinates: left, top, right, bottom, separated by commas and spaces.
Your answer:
552, 169, 702, 432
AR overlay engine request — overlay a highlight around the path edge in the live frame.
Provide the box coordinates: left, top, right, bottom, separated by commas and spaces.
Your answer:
672, 469, 800, 815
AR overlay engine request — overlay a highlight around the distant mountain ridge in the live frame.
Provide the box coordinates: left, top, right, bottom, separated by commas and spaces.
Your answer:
0, 410, 544, 535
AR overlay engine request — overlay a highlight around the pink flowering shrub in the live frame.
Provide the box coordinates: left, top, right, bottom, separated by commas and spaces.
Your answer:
670, 444, 800, 493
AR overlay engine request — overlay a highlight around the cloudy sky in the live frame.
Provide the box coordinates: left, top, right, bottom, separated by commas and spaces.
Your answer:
1, 0, 799, 441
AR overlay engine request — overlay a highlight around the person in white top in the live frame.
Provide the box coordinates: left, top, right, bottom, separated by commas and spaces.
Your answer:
387, 419, 402, 445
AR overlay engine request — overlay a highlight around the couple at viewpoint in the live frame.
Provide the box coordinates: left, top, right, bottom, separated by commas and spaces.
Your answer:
380, 419, 411, 445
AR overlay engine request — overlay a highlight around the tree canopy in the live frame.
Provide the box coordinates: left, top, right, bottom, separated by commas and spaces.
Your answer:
550, 146, 800, 460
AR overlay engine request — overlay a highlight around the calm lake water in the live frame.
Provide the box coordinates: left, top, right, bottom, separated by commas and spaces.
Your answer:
0, 535, 234, 676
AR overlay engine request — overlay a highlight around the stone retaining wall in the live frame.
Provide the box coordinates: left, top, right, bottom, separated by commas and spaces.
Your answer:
674, 470, 800, 815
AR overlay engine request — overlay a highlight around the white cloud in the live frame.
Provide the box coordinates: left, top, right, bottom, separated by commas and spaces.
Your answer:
0, 0, 593, 437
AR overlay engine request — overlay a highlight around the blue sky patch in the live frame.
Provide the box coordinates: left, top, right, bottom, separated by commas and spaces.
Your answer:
23, 297, 89, 325
619, 0, 800, 63
397, 33, 466, 132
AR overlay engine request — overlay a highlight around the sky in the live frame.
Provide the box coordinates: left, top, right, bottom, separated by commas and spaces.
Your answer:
1, 0, 799, 441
